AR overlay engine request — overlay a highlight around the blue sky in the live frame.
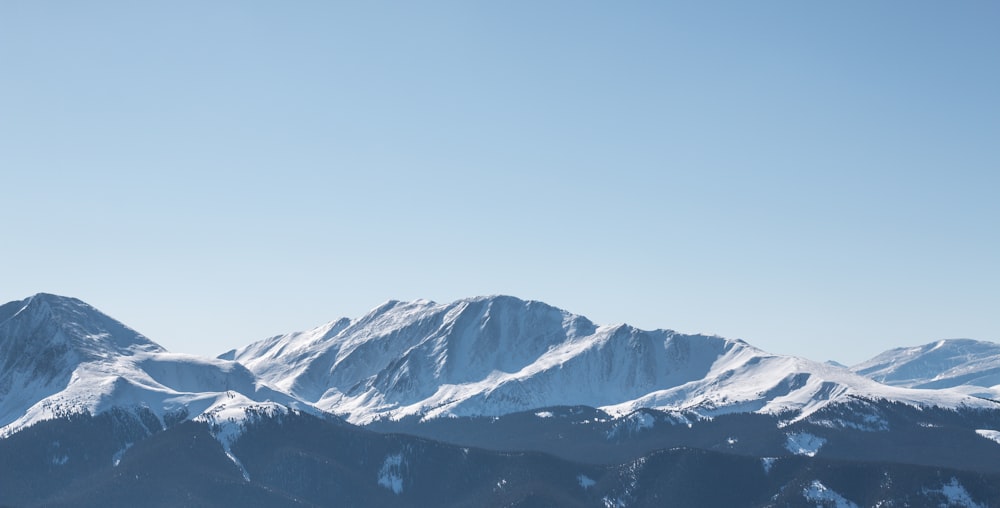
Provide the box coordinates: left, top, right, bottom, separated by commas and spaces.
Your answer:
2, 1, 997, 364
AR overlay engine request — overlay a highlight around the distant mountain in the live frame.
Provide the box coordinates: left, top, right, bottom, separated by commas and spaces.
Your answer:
0, 293, 161, 431
225, 296, 994, 425
0, 294, 320, 453
852, 339, 1000, 400
4, 293, 1000, 507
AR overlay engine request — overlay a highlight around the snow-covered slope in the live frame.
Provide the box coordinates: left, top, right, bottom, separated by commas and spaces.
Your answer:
0, 294, 319, 442
6, 293, 996, 438
227, 296, 997, 424
852, 339, 1000, 400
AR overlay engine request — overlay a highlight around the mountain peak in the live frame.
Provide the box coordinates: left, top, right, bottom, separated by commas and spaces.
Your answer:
0, 294, 165, 410
0, 293, 164, 359
852, 338, 1000, 396
1, 294, 323, 441
230, 295, 955, 424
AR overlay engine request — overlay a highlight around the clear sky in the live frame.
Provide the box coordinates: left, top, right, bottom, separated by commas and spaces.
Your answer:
2, 1, 997, 365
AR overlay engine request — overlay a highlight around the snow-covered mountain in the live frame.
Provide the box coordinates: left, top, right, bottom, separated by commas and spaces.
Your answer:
5, 293, 1000, 507
4, 293, 997, 437
0, 294, 319, 446
225, 296, 996, 425
852, 339, 1000, 400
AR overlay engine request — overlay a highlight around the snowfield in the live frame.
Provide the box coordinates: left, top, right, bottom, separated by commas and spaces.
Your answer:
802, 480, 858, 508
785, 432, 827, 457
853, 339, 1000, 400
976, 429, 1000, 445
377, 453, 406, 494
923, 478, 984, 508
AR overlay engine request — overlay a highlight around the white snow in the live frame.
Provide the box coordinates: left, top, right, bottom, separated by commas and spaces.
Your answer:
578, 474, 596, 489
377, 453, 405, 494
0, 352, 316, 441
226, 296, 1000, 425
785, 432, 827, 457
5, 292, 1000, 460
802, 480, 859, 508
112, 442, 133, 467
635, 412, 655, 429
0, 293, 327, 487
603, 497, 626, 508
853, 339, 1000, 400
606, 411, 661, 439
923, 478, 984, 508
811, 411, 889, 432
975, 429, 1000, 445
761, 457, 776, 474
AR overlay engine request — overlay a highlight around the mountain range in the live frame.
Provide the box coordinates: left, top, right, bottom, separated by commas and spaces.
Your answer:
852, 338, 1000, 400
2, 292, 999, 507
221, 295, 994, 425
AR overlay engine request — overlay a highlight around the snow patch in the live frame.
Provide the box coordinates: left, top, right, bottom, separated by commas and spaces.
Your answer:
225, 450, 251, 482
606, 411, 657, 440
198, 399, 298, 482
812, 411, 889, 432
785, 432, 826, 457
52, 454, 69, 465
535, 411, 554, 418
377, 453, 405, 494
634, 412, 654, 429
602, 497, 626, 508
923, 478, 984, 508
578, 474, 596, 489
802, 480, 858, 508
975, 429, 1000, 445
112, 442, 133, 467
761, 457, 777, 474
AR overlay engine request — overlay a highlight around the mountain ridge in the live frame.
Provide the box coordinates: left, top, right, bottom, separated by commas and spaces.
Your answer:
4, 292, 999, 437
4, 292, 1000, 506
0, 293, 163, 432
226, 295, 999, 425
853, 338, 1000, 400
0, 293, 321, 450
